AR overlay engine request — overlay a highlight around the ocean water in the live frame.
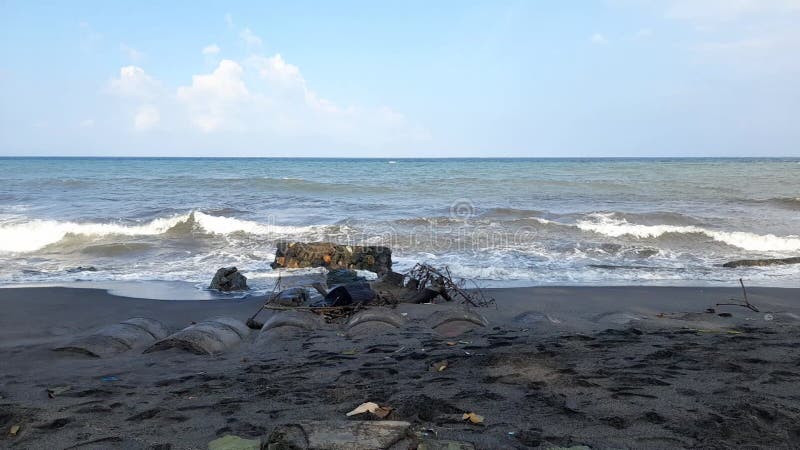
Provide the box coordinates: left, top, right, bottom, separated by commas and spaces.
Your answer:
0, 157, 798, 291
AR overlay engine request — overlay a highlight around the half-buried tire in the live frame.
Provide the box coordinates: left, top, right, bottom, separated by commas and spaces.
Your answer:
54, 317, 171, 358
346, 307, 406, 337
144, 317, 250, 355
258, 310, 324, 345
427, 309, 488, 338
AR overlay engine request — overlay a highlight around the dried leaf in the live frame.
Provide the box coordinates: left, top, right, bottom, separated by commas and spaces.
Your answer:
346, 402, 392, 418
432, 360, 448, 372
373, 406, 392, 418
347, 402, 380, 416
445, 341, 457, 346
9, 424, 20, 436
462, 412, 484, 424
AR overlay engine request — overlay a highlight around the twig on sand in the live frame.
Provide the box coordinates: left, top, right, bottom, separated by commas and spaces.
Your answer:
716, 278, 759, 312
246, 273, 282, 329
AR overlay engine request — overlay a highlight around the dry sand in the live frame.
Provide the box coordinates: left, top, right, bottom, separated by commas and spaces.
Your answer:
1, 285, 799, 449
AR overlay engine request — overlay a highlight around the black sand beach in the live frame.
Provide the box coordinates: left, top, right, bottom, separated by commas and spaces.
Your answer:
1, 285, 799, 449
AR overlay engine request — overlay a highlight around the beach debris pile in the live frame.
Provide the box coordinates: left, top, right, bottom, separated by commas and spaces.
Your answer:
271, 241, 392, 275
209, 266, 248, 292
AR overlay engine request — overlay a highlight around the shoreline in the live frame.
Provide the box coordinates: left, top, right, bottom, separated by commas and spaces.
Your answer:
1, 285, 799, 448
2, 276, 799, 302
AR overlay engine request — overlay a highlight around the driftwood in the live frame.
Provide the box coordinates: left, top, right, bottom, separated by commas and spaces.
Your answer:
716, 278, 759, 312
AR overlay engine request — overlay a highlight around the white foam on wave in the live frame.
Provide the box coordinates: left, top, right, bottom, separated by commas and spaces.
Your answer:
0, 211, 335, 253
0, 215, 189, 253
191, 211, 326, 236
576, 213, 800, 252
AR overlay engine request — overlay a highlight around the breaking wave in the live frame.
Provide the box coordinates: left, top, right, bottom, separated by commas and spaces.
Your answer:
0, 211, 333, 253
576, 213, 800, 252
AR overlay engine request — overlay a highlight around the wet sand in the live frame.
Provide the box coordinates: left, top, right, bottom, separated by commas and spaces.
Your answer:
1, 285, 799, 449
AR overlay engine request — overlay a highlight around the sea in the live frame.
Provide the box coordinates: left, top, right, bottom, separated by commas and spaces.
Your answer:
1, 157, 798, 293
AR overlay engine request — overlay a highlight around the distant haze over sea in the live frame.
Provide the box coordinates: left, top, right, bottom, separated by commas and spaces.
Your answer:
1, 157, 798, 291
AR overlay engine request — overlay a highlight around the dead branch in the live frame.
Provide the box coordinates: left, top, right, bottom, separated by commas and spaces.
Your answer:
405, 263, 494, 307
716, 278, 759, 312
246, 273, 282, 329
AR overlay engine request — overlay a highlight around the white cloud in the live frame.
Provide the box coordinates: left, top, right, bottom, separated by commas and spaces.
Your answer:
120, 44, 144, 62
107, 45, 427, 147
107, 66, 162, 100
134, 105, 159, 131
202, 44, 220, 56
80, 118, 94, 128
239, 28, 263, 47
176, 59, 249, 132
590, 33, 609, 45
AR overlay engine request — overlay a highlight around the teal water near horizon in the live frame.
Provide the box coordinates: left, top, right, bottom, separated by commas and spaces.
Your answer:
1, 157, 798, 291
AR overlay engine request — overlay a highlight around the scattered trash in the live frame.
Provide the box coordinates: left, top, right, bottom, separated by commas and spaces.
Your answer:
764, 314, 774, 321
101, 376, 120, 382
9, 424, 20, 437
46, 385, 71, 398
432, 360, 449, 372
346, 402, 392, 418
462, 412, 484, 424
446, 341, 457, 346
207, 434, 260, 450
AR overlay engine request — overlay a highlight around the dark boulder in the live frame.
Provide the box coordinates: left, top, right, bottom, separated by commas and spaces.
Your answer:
271, 242, 392, 274
722, 257, 800, 268
209, 267, 248, 291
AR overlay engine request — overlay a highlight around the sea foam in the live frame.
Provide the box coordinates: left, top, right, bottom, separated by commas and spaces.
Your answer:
576, 213, 800, 252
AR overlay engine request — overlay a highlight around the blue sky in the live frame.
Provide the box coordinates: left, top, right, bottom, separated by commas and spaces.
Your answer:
1, 0, 799, 157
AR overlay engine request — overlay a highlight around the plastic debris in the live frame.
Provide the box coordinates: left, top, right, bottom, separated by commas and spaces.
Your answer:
432, 360, 449, 372
462, 412, 484, 424
101, 376, 119, 382
9, 425, 20, 436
